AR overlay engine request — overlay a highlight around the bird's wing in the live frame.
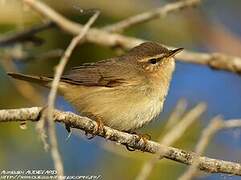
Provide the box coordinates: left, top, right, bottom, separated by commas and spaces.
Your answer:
61, 59, 134, 87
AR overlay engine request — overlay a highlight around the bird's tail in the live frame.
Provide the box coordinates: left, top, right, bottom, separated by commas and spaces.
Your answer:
7, 72, 52, 87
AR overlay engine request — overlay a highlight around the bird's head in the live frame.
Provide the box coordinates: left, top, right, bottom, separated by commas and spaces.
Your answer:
125, 42, 183, 84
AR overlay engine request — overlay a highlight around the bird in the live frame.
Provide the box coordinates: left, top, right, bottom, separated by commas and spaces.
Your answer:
8, 42, 183, 134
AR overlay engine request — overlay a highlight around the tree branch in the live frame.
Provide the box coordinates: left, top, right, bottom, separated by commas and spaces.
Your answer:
103, 0, 201, 33
0, 107, 241, 176
22, 0, 241, 75
0, 21, 55, 47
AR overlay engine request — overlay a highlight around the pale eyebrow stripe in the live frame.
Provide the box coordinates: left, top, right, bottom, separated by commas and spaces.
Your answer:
137, 54, 165, 62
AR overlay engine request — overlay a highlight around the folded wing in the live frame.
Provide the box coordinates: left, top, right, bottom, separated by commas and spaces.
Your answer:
61, 59, 135, 87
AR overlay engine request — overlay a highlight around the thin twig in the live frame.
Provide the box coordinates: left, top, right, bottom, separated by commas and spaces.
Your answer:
43, 11, 100, 178
160, 103, 206, 145
136, 103, 206, 180
103, 0, 201, 33
164, 99, 188, 130
0, 107, 241, 176
0, 21, 55, 47
179, 117, 241, 180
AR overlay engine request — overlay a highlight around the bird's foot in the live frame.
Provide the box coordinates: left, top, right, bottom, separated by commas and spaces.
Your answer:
65, 123, 72, 142
125, 131, 151, 151
85, 113, 106, 139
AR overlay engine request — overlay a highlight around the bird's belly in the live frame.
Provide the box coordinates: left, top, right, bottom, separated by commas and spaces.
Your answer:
61, 84, 164, 131
103, 97, 163, 131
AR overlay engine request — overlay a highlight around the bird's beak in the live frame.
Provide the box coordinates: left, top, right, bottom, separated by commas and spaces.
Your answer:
167, 48, 184, 58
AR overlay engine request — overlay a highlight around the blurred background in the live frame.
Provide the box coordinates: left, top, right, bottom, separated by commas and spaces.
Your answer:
0, 0, 241, 179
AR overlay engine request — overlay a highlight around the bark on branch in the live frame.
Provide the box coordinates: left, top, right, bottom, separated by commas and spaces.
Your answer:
103, 0, 201, 32
0, 107, 241, 176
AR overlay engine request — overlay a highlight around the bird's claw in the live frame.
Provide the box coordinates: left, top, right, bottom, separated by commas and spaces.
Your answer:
65, 123, 72, 142
85, 113, 106, 139
125, 132, 151, 152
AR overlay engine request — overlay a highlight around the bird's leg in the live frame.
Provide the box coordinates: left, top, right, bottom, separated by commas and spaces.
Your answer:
137, 134, 151, 152
84, 112, 106, 139
95, 117, 105, 134
124, 131, 151, 151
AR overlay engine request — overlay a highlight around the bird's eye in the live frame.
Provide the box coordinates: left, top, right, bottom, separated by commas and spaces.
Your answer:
148, 58, 157, 64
